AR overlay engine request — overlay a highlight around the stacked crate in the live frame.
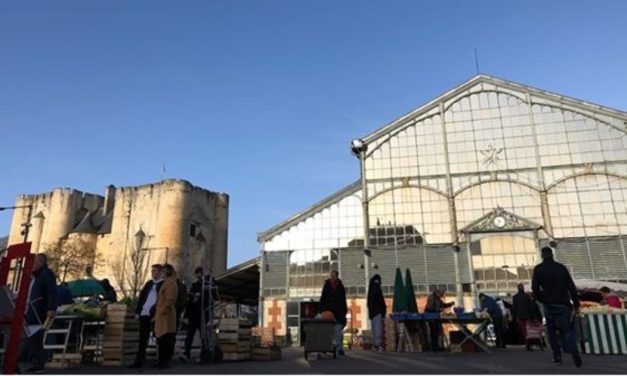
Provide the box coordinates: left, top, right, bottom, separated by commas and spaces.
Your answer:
102, 304, 139, 366
360, 329, 373, 350
251, 327, 281, 361
175, 328, 201, 360
218, 318, 252, 361
45, 353, 82, 369
252, 327, 275, 347
384, 317, 396, 351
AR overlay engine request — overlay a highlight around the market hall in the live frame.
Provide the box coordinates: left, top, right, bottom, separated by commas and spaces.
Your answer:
256, 75, 627, 345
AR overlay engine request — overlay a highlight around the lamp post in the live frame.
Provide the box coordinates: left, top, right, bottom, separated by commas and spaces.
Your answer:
0, 204, 33, 289
351, 138, 370, 328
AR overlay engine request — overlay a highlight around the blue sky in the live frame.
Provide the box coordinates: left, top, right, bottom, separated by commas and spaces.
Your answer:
1, 0, 626, 267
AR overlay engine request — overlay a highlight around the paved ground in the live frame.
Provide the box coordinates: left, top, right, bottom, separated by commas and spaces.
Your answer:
44, 346, 627, 374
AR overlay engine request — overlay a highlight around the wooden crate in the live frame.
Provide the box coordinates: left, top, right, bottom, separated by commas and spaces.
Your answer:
251, 346, 281, 361
384, 317, 396, 351
52, 353, 82, 361
217, 318, 252, 361
222, 352, 251, 361
45, 353, 81, 369
103, 304, 140, 365
219, 342, 251, 353
101, 360, 127, 367
252, 327, 275, 347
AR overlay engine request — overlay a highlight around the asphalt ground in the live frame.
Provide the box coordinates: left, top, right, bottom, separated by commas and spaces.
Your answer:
40, 346, 627, 375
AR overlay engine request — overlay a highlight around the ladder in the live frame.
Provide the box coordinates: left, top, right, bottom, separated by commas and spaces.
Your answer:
199, 273, 220, 363
42, 315, 77, 359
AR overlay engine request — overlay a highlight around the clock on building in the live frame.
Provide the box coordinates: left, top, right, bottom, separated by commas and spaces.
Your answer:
493, 216, 506, 229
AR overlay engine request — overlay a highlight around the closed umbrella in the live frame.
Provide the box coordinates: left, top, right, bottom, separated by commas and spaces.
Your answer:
405, 269, 418, 314
392, 267, 407, 313
67, 279, 105, 297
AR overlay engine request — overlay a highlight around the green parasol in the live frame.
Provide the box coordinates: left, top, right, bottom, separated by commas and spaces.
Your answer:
392, 267, 407, 313
67, 278, 105, 297
405, 268, 418, 313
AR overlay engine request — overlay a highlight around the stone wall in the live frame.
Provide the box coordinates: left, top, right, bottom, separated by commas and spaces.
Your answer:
7, 179, 229, 291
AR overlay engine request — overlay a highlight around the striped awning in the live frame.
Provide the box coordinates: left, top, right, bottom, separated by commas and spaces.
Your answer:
582, 313, 627, 355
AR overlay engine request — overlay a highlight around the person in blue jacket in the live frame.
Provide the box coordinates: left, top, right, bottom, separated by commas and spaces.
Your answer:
56, 282, 74, 306
479, 293, 505, 348
19, 253, 57, 373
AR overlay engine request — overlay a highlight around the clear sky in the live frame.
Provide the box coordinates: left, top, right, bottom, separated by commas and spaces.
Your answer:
1, 0, 626, 267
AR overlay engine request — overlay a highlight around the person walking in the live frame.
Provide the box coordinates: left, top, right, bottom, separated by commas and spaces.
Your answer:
532, 246, 582, 367
130, 264, 163, 369
19, 253, 57, 373
318, 270, 347, 356
182, 267, 205, 362
512, 283, 539, 350
154, 264, 178, 369
424, 288, 454, 351
367, 274, 386, 352
479, 293, 505, 349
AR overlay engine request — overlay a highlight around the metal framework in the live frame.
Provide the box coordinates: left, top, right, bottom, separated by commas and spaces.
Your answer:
0, 243, 34, 374
199, 272, 219, 363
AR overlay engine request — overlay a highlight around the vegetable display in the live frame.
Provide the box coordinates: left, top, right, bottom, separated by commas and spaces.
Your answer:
61, 303, 104, 320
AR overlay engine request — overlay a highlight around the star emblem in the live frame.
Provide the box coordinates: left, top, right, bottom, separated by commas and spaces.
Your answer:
480, 143, 504, 167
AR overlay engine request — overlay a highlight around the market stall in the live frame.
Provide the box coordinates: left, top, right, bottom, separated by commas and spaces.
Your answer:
579, 306, 627, 355
389, 312, 492, 353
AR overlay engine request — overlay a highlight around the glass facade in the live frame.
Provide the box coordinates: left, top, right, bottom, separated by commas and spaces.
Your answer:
472, 235, 537, 293
288, 249, 338, 297
260, 76, 627, 303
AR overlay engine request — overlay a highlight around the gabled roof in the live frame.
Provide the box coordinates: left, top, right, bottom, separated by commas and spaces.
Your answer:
460, 207, 542, 234
69, 209, 113, 235
257, 180, 361, 243
363, 74, 627, 145
69, 211, 99, 234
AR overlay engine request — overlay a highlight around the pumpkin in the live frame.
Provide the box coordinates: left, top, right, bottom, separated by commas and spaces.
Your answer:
321, 310, 335, 320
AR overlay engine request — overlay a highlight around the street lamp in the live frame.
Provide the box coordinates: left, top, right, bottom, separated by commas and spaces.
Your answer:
351, 138, 371, 328
0, 205, 33, 243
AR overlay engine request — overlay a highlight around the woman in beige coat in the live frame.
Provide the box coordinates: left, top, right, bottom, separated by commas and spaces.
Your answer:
154, 264, 178, 369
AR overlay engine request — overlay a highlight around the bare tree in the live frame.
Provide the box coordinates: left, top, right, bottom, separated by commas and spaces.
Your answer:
45, 238, 101, 283
111, 231, 150, 299
125, 233, 150, 299
110, 258, 128, 298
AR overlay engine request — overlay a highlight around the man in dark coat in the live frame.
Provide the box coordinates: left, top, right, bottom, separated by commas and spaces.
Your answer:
130, 264, 163, 369
367, 274, 386, 352
182, 266, 206, 362
532, 246, 582, 367
19, 253, 57, 372
318, 270, 347, 356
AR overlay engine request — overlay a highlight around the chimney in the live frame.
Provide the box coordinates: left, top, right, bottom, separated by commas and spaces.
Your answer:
103, 185, 116, 216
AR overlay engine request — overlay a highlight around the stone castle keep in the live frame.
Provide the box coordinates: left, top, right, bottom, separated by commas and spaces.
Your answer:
7, 179, 228, 289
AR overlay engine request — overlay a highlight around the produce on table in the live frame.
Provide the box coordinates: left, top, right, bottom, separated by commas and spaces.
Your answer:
580, 305, 626, 314
61, 303, 104, 320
